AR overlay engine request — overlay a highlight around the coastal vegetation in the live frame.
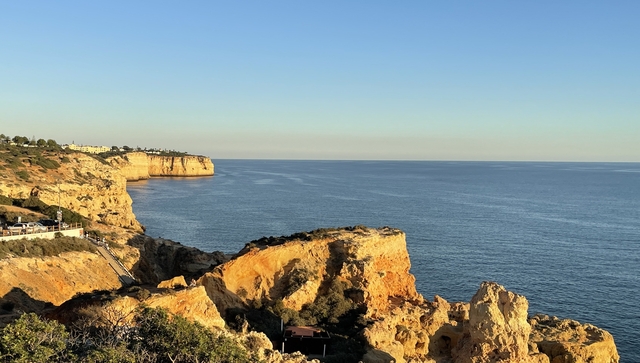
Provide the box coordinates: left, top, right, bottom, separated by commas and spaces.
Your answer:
0, 236, 96, 259
0, 197, 86, 225
0, 308, 252, 363
96, 146, 190, 159
227, 277, 367, 363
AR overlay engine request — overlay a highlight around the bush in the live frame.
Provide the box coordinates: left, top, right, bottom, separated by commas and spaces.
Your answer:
134, 307, 250, 363
16, 198, 86, 225
0, 313, 70, 363
135, 289, 151, 301
0, 237, 96, 259
14, 170, 29, 181
33, 156, 60, 170
0, 195, 11, 206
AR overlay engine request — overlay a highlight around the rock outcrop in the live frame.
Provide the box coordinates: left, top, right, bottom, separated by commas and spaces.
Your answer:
0, 152, 143, 232
108, 151, 150, 181
196, 227, 618, 363
128, 235, 227, 284
110, 285, 227, 330
147, 154, 213, 177
107, 152, 214, 181
198, 227, 420, 317
0, 251, 121, 312
360, 281, 618, 363
452, 282, 549, 363
529, 314, 619, 363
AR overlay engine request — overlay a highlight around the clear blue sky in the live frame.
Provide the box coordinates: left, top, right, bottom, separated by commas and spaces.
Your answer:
1, 1, 638, 161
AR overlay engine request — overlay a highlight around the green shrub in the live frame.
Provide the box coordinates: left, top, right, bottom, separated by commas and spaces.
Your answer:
135, 289, 151, 301
16, 198, 86, 225
134, 307, 250, 363
0, 195, 11, 206
284, 268, 317, 297
15, 170, 29, 181
0, 237, 96, 259
0, 313, 70, 363
33, 156, 60, 170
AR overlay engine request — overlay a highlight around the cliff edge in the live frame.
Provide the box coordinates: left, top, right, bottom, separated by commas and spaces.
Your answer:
198, 226, 619, 363
108, 152, 214, 181
0, 152, 143, 232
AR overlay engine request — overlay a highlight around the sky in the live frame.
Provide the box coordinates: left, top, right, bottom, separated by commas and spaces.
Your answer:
1, 1, 639, 161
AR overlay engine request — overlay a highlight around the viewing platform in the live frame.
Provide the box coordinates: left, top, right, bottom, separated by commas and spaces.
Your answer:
0, 223, 84, 241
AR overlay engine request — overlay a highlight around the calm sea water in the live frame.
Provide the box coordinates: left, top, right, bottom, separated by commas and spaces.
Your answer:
127, 160, 640, 362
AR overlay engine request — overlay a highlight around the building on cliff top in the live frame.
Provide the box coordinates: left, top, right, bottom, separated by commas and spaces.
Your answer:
63, 143, 110, 154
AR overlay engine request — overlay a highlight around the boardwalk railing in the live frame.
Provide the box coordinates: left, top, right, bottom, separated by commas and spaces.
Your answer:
1, 223, 83, 237
86, 236, 137, 285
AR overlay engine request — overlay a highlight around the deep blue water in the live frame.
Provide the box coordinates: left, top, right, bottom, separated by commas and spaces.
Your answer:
127, 160, 640, 362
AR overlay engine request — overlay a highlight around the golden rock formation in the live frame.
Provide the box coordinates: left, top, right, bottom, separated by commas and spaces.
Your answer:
452, 281, 550, 363
108, 152, 214, 181
147, 154, 214, 177
198, 227, 420, 317
108, 151, 150, 181
196, 227, 618, 363
0, 152, 143, 232
0, 251, 121, 311
529, 314, 620, 363
108, 285, 226, 329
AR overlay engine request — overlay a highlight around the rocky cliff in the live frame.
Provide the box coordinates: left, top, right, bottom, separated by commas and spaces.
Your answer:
0, 251, 122, 312
127, 235, 227, 284
198, 226, 420, 317
147, 154, 213, 177
108, 151, 150, 181
197, 227, 619, 363
108, 152, 214, 181
0, 152, 143, 232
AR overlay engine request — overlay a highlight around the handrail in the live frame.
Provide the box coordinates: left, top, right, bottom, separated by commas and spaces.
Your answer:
0, 222, 83, 237
86, 236, 137, 282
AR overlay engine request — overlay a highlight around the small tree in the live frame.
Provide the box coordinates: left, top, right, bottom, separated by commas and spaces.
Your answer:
36, 139, 47, 147
0, 313, 70, 363
12, 136, 28, 145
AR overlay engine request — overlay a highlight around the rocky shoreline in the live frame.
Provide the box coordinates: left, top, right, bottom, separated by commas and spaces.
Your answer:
0, 148, 619, 362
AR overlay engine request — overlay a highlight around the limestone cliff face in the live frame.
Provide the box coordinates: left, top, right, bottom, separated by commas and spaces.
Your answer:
361, 282, 618, 363
451, 282, 549, 363
0, 251, 122, 312
109, 286, 227, 330
108, 152, 150, 181
196, 227, 618, 363
147, 155, 213, 177
0, 152, 143, 232
198, 227, 420, 317
108, 152, 214, 181
529, 314, 619, 363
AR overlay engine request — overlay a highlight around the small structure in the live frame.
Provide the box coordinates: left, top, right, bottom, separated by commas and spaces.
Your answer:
282, 326, 331, 356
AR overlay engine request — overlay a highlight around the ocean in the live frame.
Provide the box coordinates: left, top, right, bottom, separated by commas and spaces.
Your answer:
127, 160, 640, 362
